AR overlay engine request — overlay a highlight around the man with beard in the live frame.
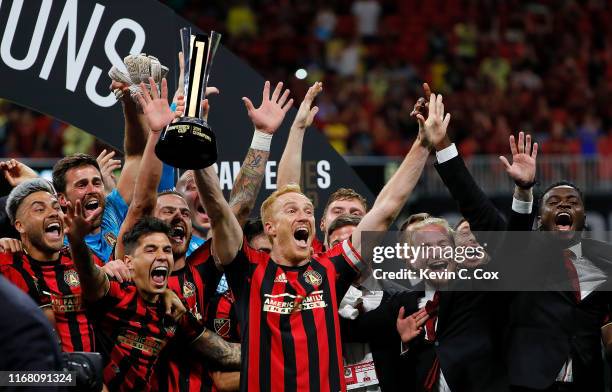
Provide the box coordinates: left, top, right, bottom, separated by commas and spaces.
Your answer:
0, 179, 182, 355
112, 77, 293, 391
52, 80, 152, 262
194, 83, 443, 391
68, 215, 240, 392
0, 178, 101, 352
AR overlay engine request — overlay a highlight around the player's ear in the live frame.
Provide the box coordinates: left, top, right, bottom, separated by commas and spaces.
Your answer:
123, 255, 133, 269
14, 219, 25, 234
264, 221, 275, 237
57, 193, 68, 207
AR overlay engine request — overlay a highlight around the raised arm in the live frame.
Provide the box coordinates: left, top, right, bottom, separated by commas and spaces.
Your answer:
351, 93, 449, 255
192, 328, 241, 369
63, 200, 108, 302
114, 78, 184, 259
195, 167, 242, 265
229, 81, 293, 225
277, 82, 322, 188
111, 79, 149, 204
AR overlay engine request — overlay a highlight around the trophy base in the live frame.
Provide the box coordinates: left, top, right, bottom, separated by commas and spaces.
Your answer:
155, 117, 218, 169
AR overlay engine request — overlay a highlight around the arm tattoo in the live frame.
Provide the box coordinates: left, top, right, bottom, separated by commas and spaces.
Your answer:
229, 148, 270, 223
199, 328, 241, 369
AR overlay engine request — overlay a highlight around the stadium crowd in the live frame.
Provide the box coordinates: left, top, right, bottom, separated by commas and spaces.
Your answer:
1, 36, 612, 392
3, 0, 612, 158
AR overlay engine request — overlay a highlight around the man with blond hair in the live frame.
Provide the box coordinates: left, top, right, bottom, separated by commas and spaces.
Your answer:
191, 84, 449, 391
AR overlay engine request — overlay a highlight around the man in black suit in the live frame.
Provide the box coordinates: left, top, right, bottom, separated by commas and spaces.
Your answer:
342, 88, 537, 392
427, 91, 612, 389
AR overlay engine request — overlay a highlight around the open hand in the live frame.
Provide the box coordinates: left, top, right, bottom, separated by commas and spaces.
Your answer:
242, 81, 293, 134
136, 77, 185, 132
96, 149, 121, 193
292, 81, 322, 130
396, 307, 429, 343
415, 92, 451, 149
499, 131, 538, 187
63, 200, 102, 241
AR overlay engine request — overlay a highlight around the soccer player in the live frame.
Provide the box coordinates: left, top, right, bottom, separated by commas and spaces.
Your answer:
68, 214, 240, 392
276, 82, 368, 251
192, 84, 443, 390
1, 178, 100, 352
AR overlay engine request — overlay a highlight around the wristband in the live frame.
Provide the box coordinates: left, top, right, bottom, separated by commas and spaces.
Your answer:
515, 179, 537, 189
250, 130, 273, 151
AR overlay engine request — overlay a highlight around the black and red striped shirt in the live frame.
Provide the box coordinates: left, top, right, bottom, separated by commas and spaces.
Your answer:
226, 239, 365, 392
205, 284, 241, 392
93, 280, 204, 392
0, 251, 48, 306
0, 248, 101, 352
206, 287, 240, 343
155, 241, 223, 392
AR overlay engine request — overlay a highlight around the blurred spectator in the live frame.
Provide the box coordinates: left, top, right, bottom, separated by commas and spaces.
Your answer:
5, 0, 612, 159
351, 0, 381, 38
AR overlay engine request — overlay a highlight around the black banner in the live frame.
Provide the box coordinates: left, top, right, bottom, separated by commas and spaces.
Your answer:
0, 0, 374, 220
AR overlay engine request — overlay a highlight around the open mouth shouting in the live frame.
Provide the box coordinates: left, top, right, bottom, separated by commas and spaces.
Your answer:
83, 197, 101, 217
170, 224, 186, 245
293, 225, 310, 249
428, 259, 449, 271
44, 220, 63, 242
150, 263, 169, 289
554, 211, 573, 231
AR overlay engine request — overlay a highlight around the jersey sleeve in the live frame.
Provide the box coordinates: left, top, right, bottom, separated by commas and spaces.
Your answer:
224, 239, 268, 300
324, 239, 366, 284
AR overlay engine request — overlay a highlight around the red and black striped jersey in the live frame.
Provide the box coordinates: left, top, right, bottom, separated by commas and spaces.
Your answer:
206, 287, 240, 343
226, 239, 365, 392
205, 285, 241, 392
155, 241, 223, 392
0, 251, 49, 306
93, 280, 204, 392
0, 248, 102, 352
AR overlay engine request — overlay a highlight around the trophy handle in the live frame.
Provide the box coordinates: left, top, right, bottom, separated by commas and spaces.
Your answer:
198, 31, 222, 121
180, 27, 192, 103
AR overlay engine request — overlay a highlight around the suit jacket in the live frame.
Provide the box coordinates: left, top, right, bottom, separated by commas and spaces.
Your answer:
343, 283, 509, 392
435, 154, 612, 391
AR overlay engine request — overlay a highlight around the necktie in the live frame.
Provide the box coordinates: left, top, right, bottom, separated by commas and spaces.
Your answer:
423, 291, 440, 392
424, 291, 440, 342
563, 249, 581, 302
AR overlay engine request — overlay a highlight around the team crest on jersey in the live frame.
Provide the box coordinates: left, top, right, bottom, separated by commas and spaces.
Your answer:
303, 270, 322, 286
214, 318, 231, 338
274, 273, 287, 283
64, 270, 80, 287
183, 281, 196, 298
104, 232, 117, 247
